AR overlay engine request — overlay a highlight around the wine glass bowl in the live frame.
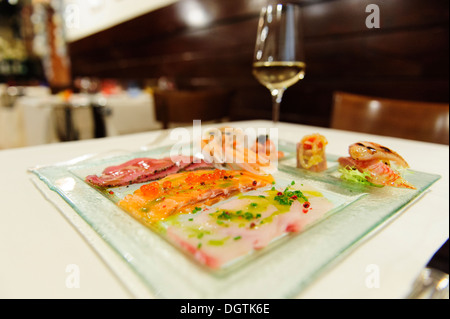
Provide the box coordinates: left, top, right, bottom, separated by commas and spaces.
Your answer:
252, 3, 305, 123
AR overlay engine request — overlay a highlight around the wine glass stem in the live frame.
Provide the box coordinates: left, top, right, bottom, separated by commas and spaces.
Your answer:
271, 89, 285, 123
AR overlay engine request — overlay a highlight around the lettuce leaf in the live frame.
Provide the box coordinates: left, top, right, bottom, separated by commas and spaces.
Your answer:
338, 166, 383, 187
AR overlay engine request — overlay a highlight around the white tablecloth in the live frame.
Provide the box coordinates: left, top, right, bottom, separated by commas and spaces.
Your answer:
0, 120, 448, 298
0, 93, 162, 149
104, 93, 162, 136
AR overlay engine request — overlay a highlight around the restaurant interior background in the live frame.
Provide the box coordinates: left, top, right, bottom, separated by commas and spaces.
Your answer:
1, 0, 448, 149
0, 0, 448, 291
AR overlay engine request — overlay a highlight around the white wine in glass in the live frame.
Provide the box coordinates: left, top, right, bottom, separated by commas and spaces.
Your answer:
252, 3, 305, 124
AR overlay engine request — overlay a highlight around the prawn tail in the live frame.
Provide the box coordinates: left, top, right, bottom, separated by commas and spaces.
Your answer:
390, 176, 416, 190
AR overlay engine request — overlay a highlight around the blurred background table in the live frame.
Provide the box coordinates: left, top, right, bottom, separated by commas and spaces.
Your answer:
0, 90, 162, 149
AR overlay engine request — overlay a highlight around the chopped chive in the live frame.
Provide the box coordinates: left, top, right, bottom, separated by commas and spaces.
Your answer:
197, 243, 202, 249
244, 212, 253, 220
233, 236, 242, 240
274, 187, 308, 206
217, 211, 232, 220
208, 239, 226, 246
188, 218, 193, 221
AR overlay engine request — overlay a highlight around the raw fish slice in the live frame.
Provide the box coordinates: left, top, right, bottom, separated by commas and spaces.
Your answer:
164, 187, 334, 269
118, 169, 275, 223
184, 161, 218, 171
86, 160, 179, 188
86, 155, 214, 188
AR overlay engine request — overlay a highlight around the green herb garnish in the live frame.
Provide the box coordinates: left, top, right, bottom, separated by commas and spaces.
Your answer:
217, 211, 232, 220
274, 187, 308, 206
244, 212, 254, 220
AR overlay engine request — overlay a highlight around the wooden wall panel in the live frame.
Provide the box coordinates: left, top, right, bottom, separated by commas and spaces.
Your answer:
305, 27, 448, 77
68, 0, 449, 127
302, 0, 449, 37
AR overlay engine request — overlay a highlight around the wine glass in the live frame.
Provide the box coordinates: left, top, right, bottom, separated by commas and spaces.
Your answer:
252, 3, 305, 124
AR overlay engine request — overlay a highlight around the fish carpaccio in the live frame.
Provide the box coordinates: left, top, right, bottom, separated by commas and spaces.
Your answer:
164, 187, 333, 269
118, 169, 333, 269
85, 155, 214, 188
118, 169, 275, 223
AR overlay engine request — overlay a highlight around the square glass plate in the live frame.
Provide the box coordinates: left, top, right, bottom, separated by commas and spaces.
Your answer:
29, 141, 441, 298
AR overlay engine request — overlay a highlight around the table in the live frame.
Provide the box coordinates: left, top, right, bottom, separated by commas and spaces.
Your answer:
103, 93, 162, 136
0, 92, 162, 149
0, 120, 448, 299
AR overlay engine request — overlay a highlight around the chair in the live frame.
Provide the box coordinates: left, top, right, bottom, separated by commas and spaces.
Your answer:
153, 88, 233, 129
331, 91, 449, 145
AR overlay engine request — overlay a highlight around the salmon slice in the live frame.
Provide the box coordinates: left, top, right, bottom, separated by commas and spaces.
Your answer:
118, 169, 275, 224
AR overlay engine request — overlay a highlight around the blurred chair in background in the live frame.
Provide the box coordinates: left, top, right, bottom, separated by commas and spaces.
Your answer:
154, 88, 233, 129
331, 91, 449, 145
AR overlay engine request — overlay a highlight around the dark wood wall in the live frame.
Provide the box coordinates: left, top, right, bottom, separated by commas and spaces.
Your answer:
68, 0, 449, 127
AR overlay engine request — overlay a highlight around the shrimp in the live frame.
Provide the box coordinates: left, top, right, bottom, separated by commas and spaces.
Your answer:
251, 135, 285, 160
339, 157, 415, 189
349, 141, 409, 168
201, 132, 277, 175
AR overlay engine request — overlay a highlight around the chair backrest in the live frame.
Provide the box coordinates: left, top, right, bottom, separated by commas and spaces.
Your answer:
331, 91, 449, 144
153, 88, 232, 129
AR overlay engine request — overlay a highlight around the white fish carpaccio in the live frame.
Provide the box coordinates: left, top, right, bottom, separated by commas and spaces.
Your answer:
164, 187, 334, 269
